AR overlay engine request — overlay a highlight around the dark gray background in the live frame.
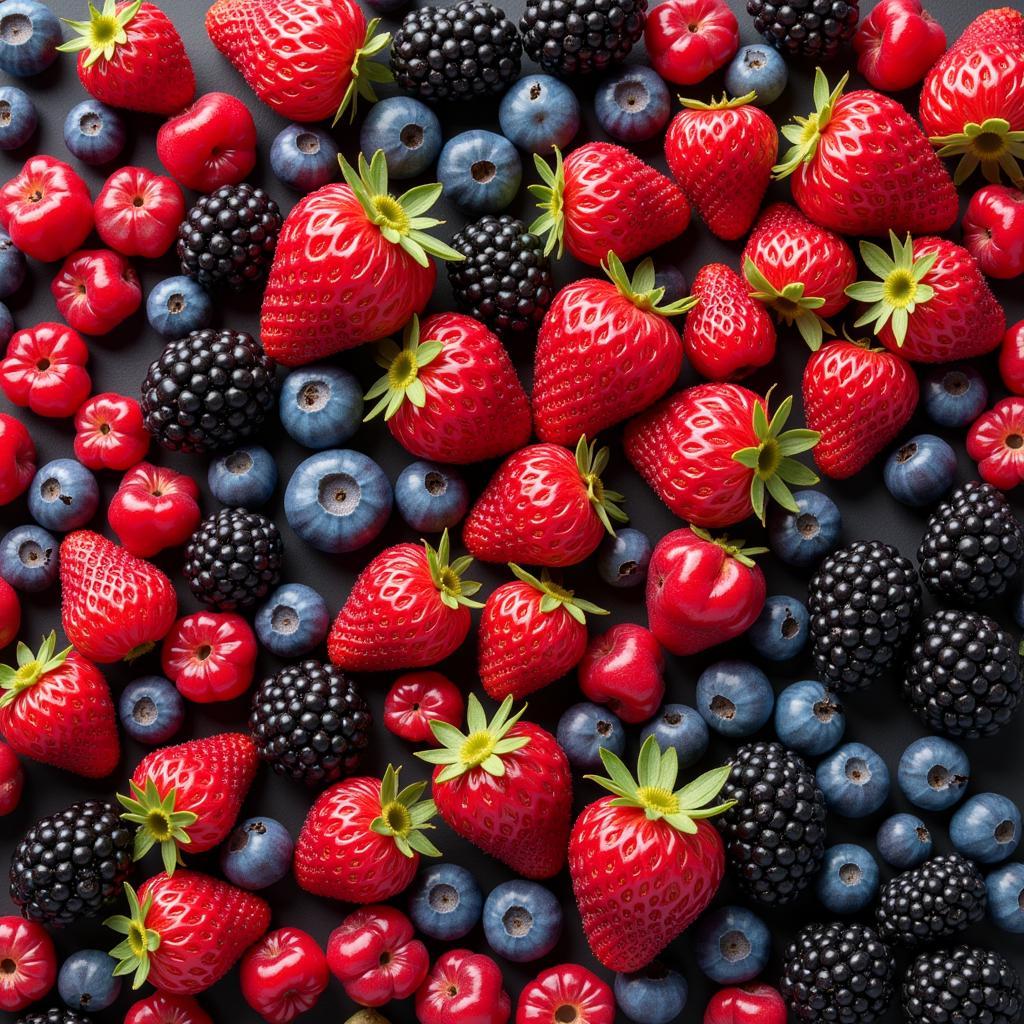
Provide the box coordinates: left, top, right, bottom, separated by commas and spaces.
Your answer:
2, 0, 1022, 1021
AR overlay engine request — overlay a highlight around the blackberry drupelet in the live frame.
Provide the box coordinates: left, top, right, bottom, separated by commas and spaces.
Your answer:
9, 800, 133, 928
808, 539, 921, 692
918, 481, 1024, 604
903, 946, 1023, 1024
447, 214, 554, 334
249, 660, 372, 788
390, 1, 522, 102
17, 1012, 91, 1024
140, 329, 277, 454
903, 609, 1022, 739
747, 0, 860, 60
716, 741, 827, 906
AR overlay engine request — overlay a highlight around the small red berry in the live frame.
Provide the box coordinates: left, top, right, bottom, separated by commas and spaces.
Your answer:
0, 322, 91, 419
0, 739, 23, 815
162, 611, 258, 703
0, 412, 36, 505
384, 671, 466, 742
239, 927, 329, 1024
577, 623, 665, 724
0, 915, 56, 1011
1000, 320, 1024, 395
124, 992, 213, 1024
0, 577, 20, 649
73, 392, 149, 471
703, 983, 788, 1024
854, 0, 946, 92
51, 248, 142, 335
644, 0, 739, 85
963, 185, 1024, 280
108, 462, 202, 558
95, 166, 186, 259
968, 397, 1024, 491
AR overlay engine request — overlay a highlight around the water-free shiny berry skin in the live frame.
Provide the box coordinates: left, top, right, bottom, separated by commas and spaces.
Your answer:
0, 740, 22, 814
279, 364, 363, 450
594, 65, 670, 142
383, 671, 464, 743
897, 735, 970, 811
640, 704, 708, 770
746, 594, 808, 661
118, 675, 185, 746
816, 742, 890, 818
146, 276, 213, 339
221, 816, 294, 890
0, 86, 35, 150
986, 862, 1024, 933
773, 680, 845, 756
614, 963, 688, 1024
395, 461, 469, 533
578, 623, 666, 724
360, 96, 441, 180
556, 702, 625, 772
240, 927, 329, 1024
922, 363, 989, 428
499, 73, 580, 154
408, 863, 483, 941
951, 793, 1022, 865
766, 488, 841, 568
704, 984, 787, 1024
270, 124, 339, 193
877, 813, 933, 870
0, 0, 61, 76
883, 434, 957, 507
62, 100, 124, 166
254, 583, 330, 658
0, 914, 54, 1010
437, 129, 522, 214
724, 44, 787, 104
0, 524, 57, 591
692, 905, 770, 984
816, 843, 880, 914
1000, 321, 1024, 396
27, 459, 98, 533
597, 528, 651, 589
482, 880, 562, 963
695, 660, 774, 737
57, 950, 121, 1012
208, 446, 278, 508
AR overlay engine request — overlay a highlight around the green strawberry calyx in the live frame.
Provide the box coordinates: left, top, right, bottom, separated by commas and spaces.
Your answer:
602, 251, 697, 316
369, 764, 442, 859
845, 231, 937, 348
575, 435, 629, 537
0, 632, 70, 708
335, 19, 393, 126
425, 529, 484, 611
508, 563, 609, 625
117, 778, 199, 877
363, 315, 443, 421
930, 117, 1024, 188
529, 147, 568, 259
678, 91, 758, 112
584, 734, 735, 832
689, 527, 768, 570
57, 0, 143, 66
106, 883, 161, 990
744, 256, 831, 351
772, 67, 847, 179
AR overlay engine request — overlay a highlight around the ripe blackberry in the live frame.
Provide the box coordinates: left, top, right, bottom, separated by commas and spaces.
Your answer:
918, 481, 1024, 604
520, 0, 647, 76
177, 183, 282, 290
747, 0, 860, 60
903, 946, 1023, 1024
715, 741, 827, 906
447, 214, 554, 335
17, 1012, 91, 1024
390, 1, 522, 101
808, 539, 921, 692
249, 660, 372, 788
9, 800, 133, 928
903, 608, 1022, 739
141, 329, 277, 454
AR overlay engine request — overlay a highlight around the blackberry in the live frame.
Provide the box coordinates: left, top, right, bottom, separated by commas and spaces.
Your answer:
903, 946, 1023, 1024
876, 853, 987, 948
918, 481, 1024, 604
808, 539, 921, 692
747, 0, 860, 60
390, 1, 522, 102
249, 660, 372, 787
140, 329, 277, 454
715, 741, 827, 906
177, 183, 282, 290
903, 608, 1022, 739
520, 0, 647, 76
17, 1013, 91, 1024
9, 800, 133, 928
447, 214, 554, 334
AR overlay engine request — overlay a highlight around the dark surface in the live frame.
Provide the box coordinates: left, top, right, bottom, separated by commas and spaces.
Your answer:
1, 0, 1021, 1021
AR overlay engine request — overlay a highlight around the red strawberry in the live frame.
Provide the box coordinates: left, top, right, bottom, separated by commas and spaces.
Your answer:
106, 872, 269, 995
59, 530, 177, 664
364, 313, 531, 464
532, 254, 695, 445
327, 530, 482, 672
955, 8, 1024, 52
530, 143, 690, 267
624, 385, 819, 528
0, 631, 118, 778
294, 764, 439, 903
462, 437, 627, 567
569, 736, 732, 972
261, 151, 462, 366
664, 93, 778, 241
803, 338, 919, 480
57, 0, 195, 116
417, 694, 571, 879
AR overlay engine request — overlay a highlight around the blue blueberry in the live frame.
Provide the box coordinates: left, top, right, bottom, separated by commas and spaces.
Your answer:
876, 813, 933, 870
0, 301, 13, 345
951, 793, 1022, 865
614, 963, 688, 1024
63, 99, 125, 165
986, 862, 1024, 933
816, 742, 890, 818
816, 843, 880, 914
0, 229, 26, 298
220, 816, 294, 890
270, 124, 339, 193
0, 85, 34, 149
883, 434, 957, 507
767, 489, 841, 568
279, 364, 363, 449
640, 704, 708, 770
118, 676, 185, 746
594, 65, 670, 143
408, 863, 482, 941
556, 702, 625, 771
208, 446, 277, 508
499, 74, 580, 154
695, 660, 774, 738
923, 363, 988, 428
652, 260, 687, 305
747, 595, 809, 661
773, 680, 845, 756
0, 0, 61, 77
437, 130, 522, 214
360, 96, 442, 180
693, 905, 770, 984
254, 583, 329, 658
0, 524, 56, 592
146, 276, 213, 339
28, 459, 98, 533
897, 735, 970, 812
58, 950, 121, 1013
395, 461, 469, 533
482, 880, 561, 963
597, 527, 652, 588
725, 44, 788, 106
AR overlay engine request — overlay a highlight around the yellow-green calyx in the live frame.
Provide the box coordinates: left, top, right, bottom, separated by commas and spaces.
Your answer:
679, 91, 758, 112
106, 883, 161, 990
417, 693, 530, 783
689, 527, 768, 569
369, 764, 442, 859
118, 778, 198, 877
585, 734, 735, 832
363, 315, 444, 421
0, 632, 69, 708
845, 231, 937, 347
744, 257, 831, 351
602, 251, 698, 316
773, 68, 847, 179
57, 0, 142, 66
931, 117, 1024, 188
424, 529, 484, 612
335, 19, 392, 125
508, 563, 608, 625
529, 147, 567, 258
574, 435, 629, 537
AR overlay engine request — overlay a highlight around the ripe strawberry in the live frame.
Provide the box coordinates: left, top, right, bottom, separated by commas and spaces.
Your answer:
327, 530, 482, 672
955, 8, 1024, 52
118, 733, 259, 877
417, 694, 571, 879
294, 764, 439, 903
774, 69, 958, 237
59, 530, 177, 664
803, 338, 919, 480
0, 631, 118, 778
57, 0, 195, 116
462, 437, 627, 567
569, 736, 733, 972
261, 151, 462, 366
664, 93, 778, 241
532, 254, 695, 445
624, 385, 819, 528
530, 143, 690, 267
106, 872, 270, 994
364, 313, 531, 464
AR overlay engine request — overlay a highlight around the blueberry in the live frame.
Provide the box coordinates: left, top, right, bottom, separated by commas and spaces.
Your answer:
28, 459, 98, 533
146, 275, 213, 340
499, 73, 580, 154
279, 364, 363, 449
360, 96, 442, 180
816, 742, 890, 818
254, 582, 330, 658
0, 229, 26, 298
482, 880, 561, 963
747, 595, 809, 661
0, 0, 61, 77
58, 949, 121, 1013
208, 446, 278, 508
773, 680, 845, 756
652, 260, 688, 305
724, 44, 788, 106
594, 65, 671, 143
0, 301, 13, 345
63, 99, 125, 165
437, 130, 522, 214
767, 489, 841, 568
118, 676, 185, 746
395, 461, 469, 533
0, 85, 34, 149
408, 863, 483, 941
897, 735, 970, 812
220, 816, 294, 890
614, 962, 688, 1024
693, 905, 771, 984
923, 363, 988, 428
695, 660, 774, 737
816, 843, 880, 914
883, 434, 957, 507
0, 524, 56, 592
556, 702, 625, 771
876, 813, 933, 870
270, 124, 340, 193
597, 527, 651, 589
986, 862, 1024, 933
951, 793, 1022, 865
640, 704, 708, 770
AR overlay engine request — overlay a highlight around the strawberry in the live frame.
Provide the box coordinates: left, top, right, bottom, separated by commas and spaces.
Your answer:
532, 254, 695, 446
57, 0, 195, 116
417, 694, 571, 879
773, 69, 958, 238
741, 202, 856, 351
118, 733, 259, 877
803, 338, 919, 480
364, 313, 531, 464
624, 385, 819, 528
478, 564, 607, 701
0, 631, 118, 778
664, 93, 778, 241
106, 872, 270, 994
327, 530, 482, 672
845, 231, 1006, 363
261, 151, 462, 367
569, 736, 733, 972
955, 8, 1024, 52
294, 764, 440, 903
59, 530, 177, 664
206, 0, 390, 124
530, 143, 690, 267
462, 437, 627, 567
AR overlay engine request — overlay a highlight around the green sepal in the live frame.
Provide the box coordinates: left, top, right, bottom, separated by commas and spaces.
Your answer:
0, 632, 71, 708
529, 147, 567, 259
688, 526, 768, 569
57, 0, 142, 65
333, 19, 393, 126
930, 117, 1024, 188
508, 563, 608, 625
105, 883, 161, 990
601, 251, 697, 316
368, 764, 442, 859
744, 257, 832, 351
573, 435, 629, 537
117, 778, 199, 878
773, 68, 848, 179
363, 315, 445, 422
678, 91, 758, 111
424, 529, 484, 611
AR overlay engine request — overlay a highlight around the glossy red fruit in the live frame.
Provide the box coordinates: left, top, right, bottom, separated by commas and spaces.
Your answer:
968, 397, 1024, 490
73, 393, 149, 471
124, 992, 213, 1024
516, 964, 614, 1024
854, 0, 947, 92
645, 0, 738, 84
52, 248, 141, 336
0, 413, 35, 505
108, 462, 202, 558
416, 950, 511, 1024
239, 927, 329, 1024
95, 167, 185, 259
1001, 320, 1024, 394
161, 612, 258, 703
954, 7, 1024, 51
0, 323, 91, 419
0, 581, 20, 654
0, 915, 56, 1011
577, 623, 665, 724
704, 983, 788, 1024
963, 185, 1024, 279
383, 671, 465, 743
